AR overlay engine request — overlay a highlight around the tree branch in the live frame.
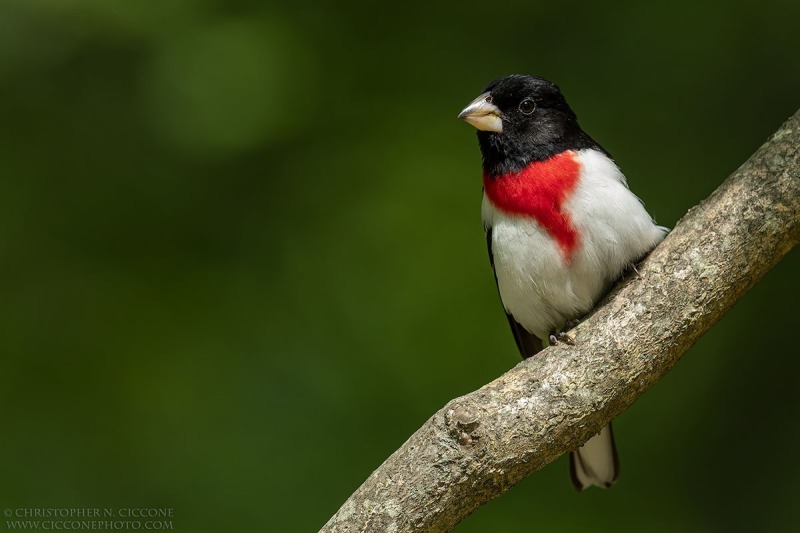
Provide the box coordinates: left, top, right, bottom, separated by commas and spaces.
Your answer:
320, 110, 800, 533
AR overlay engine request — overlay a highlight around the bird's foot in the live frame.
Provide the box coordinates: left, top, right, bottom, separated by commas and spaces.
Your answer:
548, 320, 580, 345
619, 261, 644, 280
549, 330, 576, 346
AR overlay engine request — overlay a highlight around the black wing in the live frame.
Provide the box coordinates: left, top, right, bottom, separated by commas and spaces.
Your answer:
486, 227, 543, 359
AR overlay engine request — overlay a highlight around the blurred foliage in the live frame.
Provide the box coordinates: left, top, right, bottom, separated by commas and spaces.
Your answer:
0, 0, 798, 531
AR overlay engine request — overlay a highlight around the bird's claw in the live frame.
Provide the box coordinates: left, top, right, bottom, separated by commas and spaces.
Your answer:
549, 331, 576, 346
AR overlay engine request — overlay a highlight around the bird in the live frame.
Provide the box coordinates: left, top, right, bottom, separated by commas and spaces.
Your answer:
458, 74, 667, 491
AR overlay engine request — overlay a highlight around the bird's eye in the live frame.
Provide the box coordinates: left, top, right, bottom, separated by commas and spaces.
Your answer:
518, 98, 536, 115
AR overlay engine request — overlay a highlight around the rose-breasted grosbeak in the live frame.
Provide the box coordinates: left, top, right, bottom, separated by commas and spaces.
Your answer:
459, 74, 667, 491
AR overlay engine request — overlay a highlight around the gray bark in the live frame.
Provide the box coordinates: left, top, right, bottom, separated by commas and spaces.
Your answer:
320, 109, 800, 533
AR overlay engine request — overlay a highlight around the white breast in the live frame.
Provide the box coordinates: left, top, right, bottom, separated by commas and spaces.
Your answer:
483, 149, 666, 340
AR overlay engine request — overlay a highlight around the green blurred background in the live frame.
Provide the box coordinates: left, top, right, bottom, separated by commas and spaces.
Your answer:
1, 1, 799, 531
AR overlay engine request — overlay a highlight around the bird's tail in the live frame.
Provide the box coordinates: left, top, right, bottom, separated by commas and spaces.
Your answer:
569, 423, 619, 491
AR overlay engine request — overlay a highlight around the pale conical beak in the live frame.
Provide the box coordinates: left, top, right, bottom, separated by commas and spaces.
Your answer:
458, 92, 502, 133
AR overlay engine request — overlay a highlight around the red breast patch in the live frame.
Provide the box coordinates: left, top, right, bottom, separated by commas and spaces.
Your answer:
483, 150, 581, 260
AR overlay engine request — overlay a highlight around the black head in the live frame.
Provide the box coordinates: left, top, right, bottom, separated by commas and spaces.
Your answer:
459, 74, 606, 176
